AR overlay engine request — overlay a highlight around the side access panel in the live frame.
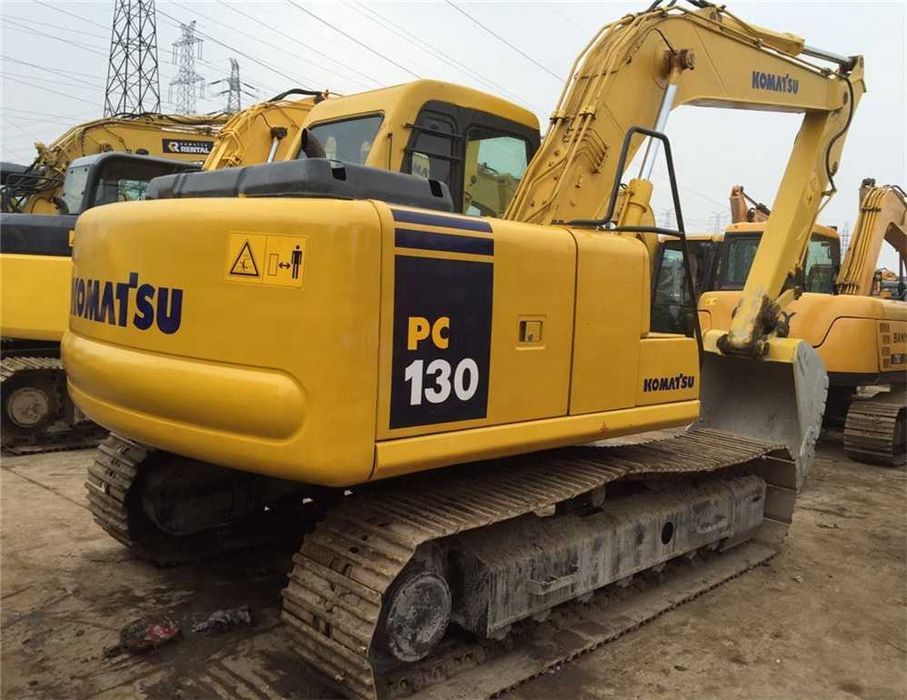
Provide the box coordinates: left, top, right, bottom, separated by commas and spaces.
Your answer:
375, 206, 576, 448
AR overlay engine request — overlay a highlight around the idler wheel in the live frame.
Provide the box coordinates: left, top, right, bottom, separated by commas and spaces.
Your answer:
377, 568, 451, 663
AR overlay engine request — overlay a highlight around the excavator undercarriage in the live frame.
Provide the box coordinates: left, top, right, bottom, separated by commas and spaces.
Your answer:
88, 428, 796, 699
844, 386, 906, 466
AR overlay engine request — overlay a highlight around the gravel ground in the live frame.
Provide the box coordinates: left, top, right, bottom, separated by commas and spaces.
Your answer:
2, 437, 904, 699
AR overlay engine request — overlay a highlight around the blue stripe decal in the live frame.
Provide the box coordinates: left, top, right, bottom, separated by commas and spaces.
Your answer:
391, 208, 493, 233
395, 228, 494, 256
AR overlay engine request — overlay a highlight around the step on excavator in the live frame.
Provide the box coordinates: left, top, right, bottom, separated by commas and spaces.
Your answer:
0, 93, 326, 449
66, 1, 863, 697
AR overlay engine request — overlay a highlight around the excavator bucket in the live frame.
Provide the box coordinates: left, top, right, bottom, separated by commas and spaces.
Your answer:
697, 334, 828, 490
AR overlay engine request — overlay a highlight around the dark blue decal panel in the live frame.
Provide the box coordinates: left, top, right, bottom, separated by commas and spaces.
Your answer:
394, 228, 494, 256
390, 208, 493, 233
390, 256, 493, 429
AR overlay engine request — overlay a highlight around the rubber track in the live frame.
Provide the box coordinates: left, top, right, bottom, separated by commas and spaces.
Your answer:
86, 434, 326, 565
85, 434, 149, 550
282, 428, 788, 700
0, 355, 63, 383
844, 388, 906, 466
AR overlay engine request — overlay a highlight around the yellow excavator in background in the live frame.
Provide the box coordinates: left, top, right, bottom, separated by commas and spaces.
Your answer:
67, 2, 863, 697
695, 181, 905, 465
0, 113, 227, 215
837, 178, 906, 297
0, 93, 325, 447
203, 89, 328, 169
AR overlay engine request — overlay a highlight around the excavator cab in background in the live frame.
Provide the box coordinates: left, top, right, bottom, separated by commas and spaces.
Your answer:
0, 113, 226, 215
653, 221, 841, 335
0, 153, 201, 444
66, 2, 866, 696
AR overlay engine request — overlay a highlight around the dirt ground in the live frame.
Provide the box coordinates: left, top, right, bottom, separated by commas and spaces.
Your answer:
1, 437, 905, 700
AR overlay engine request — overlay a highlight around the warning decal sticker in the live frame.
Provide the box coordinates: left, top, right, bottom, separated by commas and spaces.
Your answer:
225, 233, 306, 288
229, 240, 261, 277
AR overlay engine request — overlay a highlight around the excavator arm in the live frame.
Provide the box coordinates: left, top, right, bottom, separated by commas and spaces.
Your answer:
836, 179, 907, 296
203, 90, 327, 170
505, 0, 864, 356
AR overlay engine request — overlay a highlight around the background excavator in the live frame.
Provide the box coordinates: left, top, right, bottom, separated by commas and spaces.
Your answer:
665, 181, 906, 465
0, 92, 325, 447
0, 113, 227, 215
66, 2, 862, 697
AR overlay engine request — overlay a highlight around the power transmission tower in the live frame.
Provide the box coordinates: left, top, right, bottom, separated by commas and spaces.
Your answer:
169, 20, 205, 114
104, 0, 161, 116
210, 58, 257, 113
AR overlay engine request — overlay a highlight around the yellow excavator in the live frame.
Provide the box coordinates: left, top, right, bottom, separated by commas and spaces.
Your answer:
67, 2, 862, 696
0, 94, 322, 447
0, 113, 227, 215
695, 181, 906, 465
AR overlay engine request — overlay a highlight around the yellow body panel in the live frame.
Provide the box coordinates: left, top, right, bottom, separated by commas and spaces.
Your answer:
0, 254, 71, 341
700, 290, 907, 378
65, 197, 700, 487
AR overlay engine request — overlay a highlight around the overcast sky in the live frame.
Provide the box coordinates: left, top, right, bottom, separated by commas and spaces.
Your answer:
1, 1, 904, 266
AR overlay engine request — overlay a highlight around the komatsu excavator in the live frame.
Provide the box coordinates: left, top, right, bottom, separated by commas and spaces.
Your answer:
0, 113, 227, 215
66, 2, 862, 697
697, 181, 906, 465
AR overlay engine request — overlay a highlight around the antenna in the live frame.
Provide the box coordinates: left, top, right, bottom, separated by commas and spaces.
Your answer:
169, 20, 205, 115
104, 0, 161, 116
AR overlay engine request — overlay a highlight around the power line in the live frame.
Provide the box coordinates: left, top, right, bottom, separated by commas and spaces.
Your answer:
1, 56, 102, 82
2, 75, 100, 105
1, 71, 101, 93
285, 0, 420, 79
33, 0, 109, 31
0, 106, 96, 121
3, 14, 109, 37
215, 0, 379, 89
348, 1, 545, 113
2, 18, 108, 57
443, 1, 563, 83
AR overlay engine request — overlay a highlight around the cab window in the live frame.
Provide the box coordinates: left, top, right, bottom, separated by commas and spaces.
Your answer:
722, 236, 759, 289
62, 164, 91, 214
463, 128, 530, 217
90, 159, 183, 209
305, 114, 383, 165
804, 236, 836, 293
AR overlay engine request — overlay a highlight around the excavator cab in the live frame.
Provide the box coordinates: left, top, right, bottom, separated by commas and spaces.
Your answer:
287, 80, 541, 218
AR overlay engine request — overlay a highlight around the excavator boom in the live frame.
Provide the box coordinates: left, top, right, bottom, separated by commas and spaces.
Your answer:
506, 2, 864, 356
836, 180, 907, 296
